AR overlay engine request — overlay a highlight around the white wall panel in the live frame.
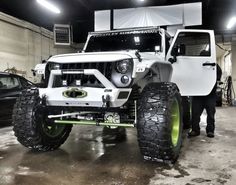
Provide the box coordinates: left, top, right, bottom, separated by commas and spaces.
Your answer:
114, 5, 183, 29
184, 3, 202, 26
95, 10, 111, 31
0, 12, 76, 82
95, 3, 202, 31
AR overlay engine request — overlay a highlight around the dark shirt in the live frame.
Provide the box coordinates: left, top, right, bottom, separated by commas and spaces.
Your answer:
208, 64, 222, 96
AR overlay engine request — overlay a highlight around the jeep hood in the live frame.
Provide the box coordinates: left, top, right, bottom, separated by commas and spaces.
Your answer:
48, 51, 138, 63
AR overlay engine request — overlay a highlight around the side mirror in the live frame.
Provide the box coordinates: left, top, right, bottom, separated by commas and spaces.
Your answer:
169, 46, 178, 64
169, 44, 186, 64
171, 46, 178, 57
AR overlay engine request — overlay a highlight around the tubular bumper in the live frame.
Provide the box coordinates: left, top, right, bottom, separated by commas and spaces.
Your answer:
39, 69, 132, 108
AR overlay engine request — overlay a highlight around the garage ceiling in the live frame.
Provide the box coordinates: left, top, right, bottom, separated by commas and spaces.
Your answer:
0, 0, 235, 42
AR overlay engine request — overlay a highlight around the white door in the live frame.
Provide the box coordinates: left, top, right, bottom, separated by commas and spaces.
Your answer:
167, 30, 217, 96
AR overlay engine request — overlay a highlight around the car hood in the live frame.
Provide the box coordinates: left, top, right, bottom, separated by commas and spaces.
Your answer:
48, 51, 138, 63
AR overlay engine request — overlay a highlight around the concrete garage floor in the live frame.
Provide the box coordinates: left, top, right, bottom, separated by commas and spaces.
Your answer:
0, 107, 235, 185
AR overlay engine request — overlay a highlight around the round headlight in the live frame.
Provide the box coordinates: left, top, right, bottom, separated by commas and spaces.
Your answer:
116, 59, 131, 74
121, 75, 129, 84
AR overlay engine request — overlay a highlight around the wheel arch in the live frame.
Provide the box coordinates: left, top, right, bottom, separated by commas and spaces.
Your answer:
157, 63, 173, 82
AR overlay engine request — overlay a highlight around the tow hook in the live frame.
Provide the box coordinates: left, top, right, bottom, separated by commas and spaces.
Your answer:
102, 95, 110, 108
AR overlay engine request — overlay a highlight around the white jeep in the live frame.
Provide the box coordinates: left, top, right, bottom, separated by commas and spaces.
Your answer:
13, 27, 217, 163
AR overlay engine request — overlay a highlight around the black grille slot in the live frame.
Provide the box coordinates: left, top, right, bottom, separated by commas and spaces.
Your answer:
59, 62, 113, 88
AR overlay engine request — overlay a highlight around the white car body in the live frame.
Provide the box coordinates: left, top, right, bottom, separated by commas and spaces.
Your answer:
35, 27, 217, 108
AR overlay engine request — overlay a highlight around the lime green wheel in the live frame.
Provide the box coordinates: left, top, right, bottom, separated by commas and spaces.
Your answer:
171, 98, 181, 147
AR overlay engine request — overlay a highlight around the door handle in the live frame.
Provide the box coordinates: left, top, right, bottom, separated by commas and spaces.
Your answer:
202, 62, 216, 67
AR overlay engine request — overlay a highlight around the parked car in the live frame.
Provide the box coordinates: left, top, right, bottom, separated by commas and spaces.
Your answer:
0, 72, 34, 123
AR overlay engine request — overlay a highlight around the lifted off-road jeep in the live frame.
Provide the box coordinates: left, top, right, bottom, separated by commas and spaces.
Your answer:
13, 27, 217, 163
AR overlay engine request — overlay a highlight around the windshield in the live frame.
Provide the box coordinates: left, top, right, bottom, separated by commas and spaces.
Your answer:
85, 30, 162, 52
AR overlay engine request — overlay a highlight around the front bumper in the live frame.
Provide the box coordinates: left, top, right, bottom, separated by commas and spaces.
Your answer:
39, 69, 132, 108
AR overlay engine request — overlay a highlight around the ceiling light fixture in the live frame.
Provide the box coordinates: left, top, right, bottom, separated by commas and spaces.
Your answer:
36, 0, 61, 14
227, 17, 236, 29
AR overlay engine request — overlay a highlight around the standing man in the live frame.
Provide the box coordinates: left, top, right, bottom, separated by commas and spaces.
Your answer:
188, 64, 222, 138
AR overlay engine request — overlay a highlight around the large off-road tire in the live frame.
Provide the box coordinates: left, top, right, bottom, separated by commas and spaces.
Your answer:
12, 88, 72, 151
137, 82, 183, 163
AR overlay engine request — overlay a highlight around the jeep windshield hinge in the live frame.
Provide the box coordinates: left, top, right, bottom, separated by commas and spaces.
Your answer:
135, 51, 142, 62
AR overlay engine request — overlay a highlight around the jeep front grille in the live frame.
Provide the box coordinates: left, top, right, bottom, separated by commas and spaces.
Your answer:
53, 62, 113, 88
